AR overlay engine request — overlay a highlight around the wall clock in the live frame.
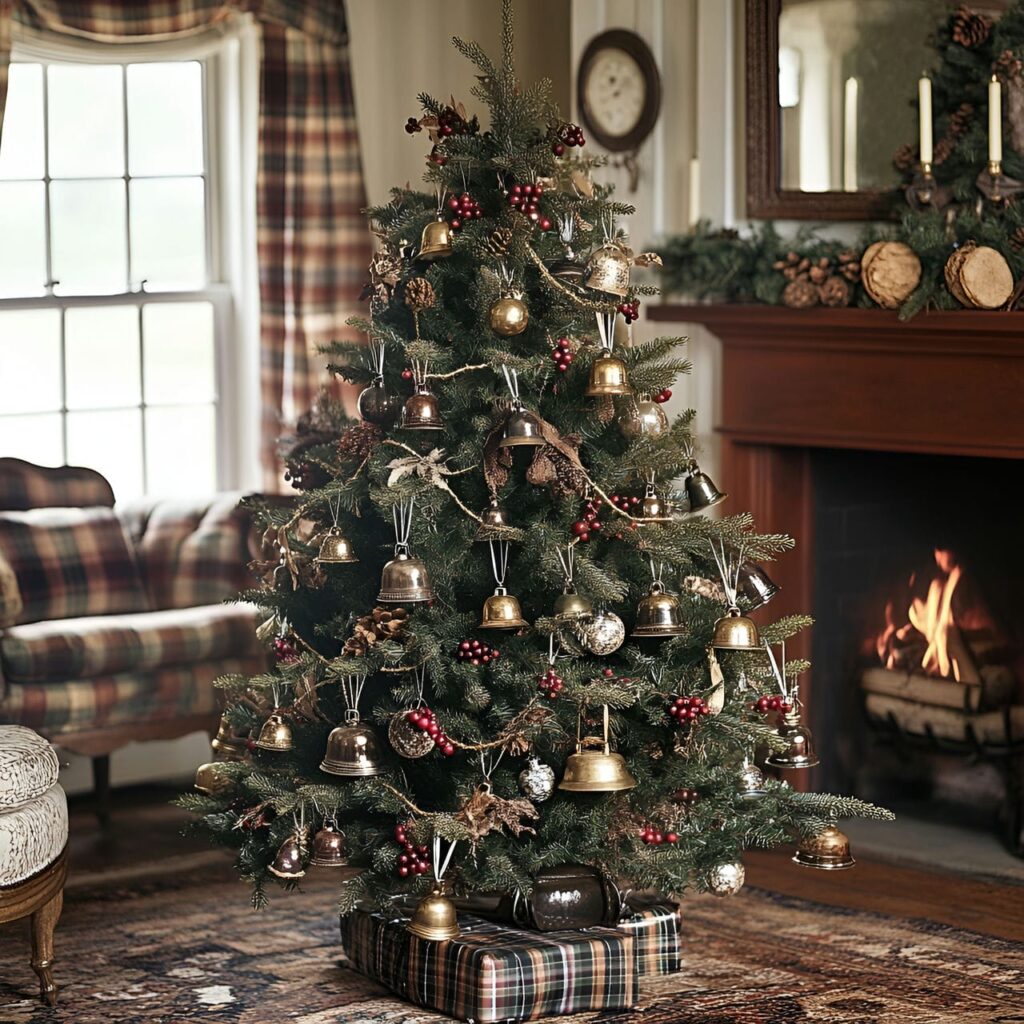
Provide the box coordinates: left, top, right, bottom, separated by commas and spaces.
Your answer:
577, 29, 662, 154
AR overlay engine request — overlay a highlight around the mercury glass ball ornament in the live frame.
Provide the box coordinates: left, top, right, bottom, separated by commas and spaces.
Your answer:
577, 610, 626, 656
706, 860, 745, 896
489, 294, 529, 336
388, 710, 436, 759
618, 396, 669, 441
518, 756, 556, 802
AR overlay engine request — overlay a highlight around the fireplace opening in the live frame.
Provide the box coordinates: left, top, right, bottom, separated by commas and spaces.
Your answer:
809, 449, 1024, 847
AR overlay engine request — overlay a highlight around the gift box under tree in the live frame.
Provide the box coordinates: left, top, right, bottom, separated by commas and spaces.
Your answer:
340, 904, 680, 1023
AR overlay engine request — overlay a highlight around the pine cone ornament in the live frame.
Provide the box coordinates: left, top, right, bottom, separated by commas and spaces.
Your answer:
782, 278, 820, 309
933, 136, 955, 165
993, 49, 1024, 83
837, 249, 861, 282
404, 276, 436, 313
338, 422, 382, 462
892, 142, 918, 173
485, 226, 514, 259
948, 101, 975, 139
526, 438, 588, 499
951, 5, 991, 48
342, 606, 409, 656
772, 251, 811, 283
808, 257, 830, 285
818, 274, 852, 308
1010, 226, 1024, 252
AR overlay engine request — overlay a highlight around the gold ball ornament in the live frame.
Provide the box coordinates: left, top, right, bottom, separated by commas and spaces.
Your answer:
706, 860, 745, 896
618, 396, 669, 441
489, 294, 529, 336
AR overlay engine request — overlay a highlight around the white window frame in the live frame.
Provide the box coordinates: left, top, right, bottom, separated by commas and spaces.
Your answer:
2, 19, 261, 495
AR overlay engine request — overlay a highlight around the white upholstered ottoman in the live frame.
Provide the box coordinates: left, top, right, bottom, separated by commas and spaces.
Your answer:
0, 725, 68, 1005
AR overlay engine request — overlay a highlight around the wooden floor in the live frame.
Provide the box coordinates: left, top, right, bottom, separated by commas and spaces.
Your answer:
66, 784, 1024, 943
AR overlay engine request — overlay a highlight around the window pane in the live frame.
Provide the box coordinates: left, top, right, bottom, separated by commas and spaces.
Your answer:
0, 64, 45, 180
65, 306, 140, 410
145, 404, 216, 496
0, 310, 62, 414
51, 180, 128, 295
129, 178, 206, 291
0, 182, 47, 298
0, 414, 64, 466
127, 62, 204, 176
66, 409, 143, 500
47, 64, 124, 178
143, 302, 215, 404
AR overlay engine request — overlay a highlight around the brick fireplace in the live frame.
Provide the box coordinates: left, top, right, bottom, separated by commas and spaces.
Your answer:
650, 305, 1024, 844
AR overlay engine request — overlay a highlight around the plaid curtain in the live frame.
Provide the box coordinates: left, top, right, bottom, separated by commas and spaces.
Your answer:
0, 0, 371, 490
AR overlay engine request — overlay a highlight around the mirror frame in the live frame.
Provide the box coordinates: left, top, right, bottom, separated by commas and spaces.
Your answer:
745, 0, 898, 221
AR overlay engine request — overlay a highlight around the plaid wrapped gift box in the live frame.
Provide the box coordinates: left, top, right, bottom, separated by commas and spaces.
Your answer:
617, 903, 682, 976
341, 910, 640, 1022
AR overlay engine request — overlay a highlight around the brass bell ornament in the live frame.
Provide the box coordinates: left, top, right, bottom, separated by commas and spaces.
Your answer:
618, 394, 669, 441
685, 460, 727, 512
553, 546, 593, 620
419, 216, 453, 261
268, 832, 306, 879
498, 366, 546, 447
194, 760, 233, 796
711, 607, 761, 651
378, 497, 435, 604
407, 838, 461, 941
321, 713, 385, 777
310, 823, 349, 868
586, 311, 631, 396
766, 705, 819, 769
474, 497, 512, 540
255, 712, 293, 752
490, 293, 529, 336
793, 824, 855, 870
316, 526, 358, 565
400, 385, 444, 432
639, 478, 673, 522
211, 713, 248, 762
631, 579, 686, 638
584, 241, 631, 296
479, 540, 528, 629
737, 560, 780, 609
560, 705, 637, 793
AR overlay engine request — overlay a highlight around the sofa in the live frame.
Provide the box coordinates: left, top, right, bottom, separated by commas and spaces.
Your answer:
0, 459, 266, 817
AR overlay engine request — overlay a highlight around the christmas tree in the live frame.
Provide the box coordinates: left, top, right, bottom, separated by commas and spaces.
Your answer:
182, 1, 891, 915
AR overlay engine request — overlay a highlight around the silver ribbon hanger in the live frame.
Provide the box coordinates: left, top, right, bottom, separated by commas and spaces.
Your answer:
488, 538, 510, 589
432, 836, 458, 885
556, 545, 575, 587
367, 339, 387, 382
413, 663, 427, 707
764, 640, 790, 701
709, 538, 743, 608
392, 496, 415, 555
339, 671, 369, 724
595, 310, 617, 352
547, 631, 562, 667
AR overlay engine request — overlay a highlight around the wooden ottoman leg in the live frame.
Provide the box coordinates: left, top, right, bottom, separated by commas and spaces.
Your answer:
30, 887, 63, 1006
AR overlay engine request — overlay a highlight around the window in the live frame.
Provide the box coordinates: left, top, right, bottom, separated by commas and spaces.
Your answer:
0, 55, 230, 500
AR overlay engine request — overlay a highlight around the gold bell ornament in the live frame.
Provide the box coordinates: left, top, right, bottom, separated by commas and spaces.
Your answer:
685, 459, 727, 512
584, 235, 631, 297
378, 497, 435, 604
618, 393, 669, 441
193, 760, 233, 796
310, 821, 349, 868
549, 214, 584, 282
708, 539, 761, 651
474, 497, 513, 541
321, 673, 385, 777
763, 642, 819, 770
631, 561, 686, 638
560, 704, 637, 793
585, 312, 631, 397
210, 713, 248, 762
400, 359, 444, 432
357, 339, 401, 427
736, 560, 780, 609
639, 474, 673, 523
480, 539, 528, 629
498, 366, 546, 448
407, 838, 461, 941
418, 192, 453, 261
316, 498, 359, 565
793, 824, 855, 870
255, 710, 293, 752
552, 546, 593, 620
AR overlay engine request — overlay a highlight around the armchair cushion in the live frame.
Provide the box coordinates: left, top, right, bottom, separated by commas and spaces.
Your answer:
0, 508, 149, 627
0, 782, 67, 886
0, 725, 60, 810
1, 604, 261, 684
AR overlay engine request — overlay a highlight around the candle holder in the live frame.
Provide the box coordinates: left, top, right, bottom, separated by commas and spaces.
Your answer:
906, 161, 952, 211
975, 159, 1024, 205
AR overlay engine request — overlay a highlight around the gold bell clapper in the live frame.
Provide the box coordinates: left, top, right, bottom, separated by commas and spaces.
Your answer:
479, 540, 528, 629
618, 394, 669, 441
321, 673, 385, 777
793, 824, 855, 870
763, 643, 819, 769
584, 238, 631, 296
378, 497, 435, 604
400, 360, 444, 432
708, 539, 761, 650
407, 838, 461, 941
316, 524, 358, 566
553, 546, 592, 620
685, 459, 727, 512
310, 822, 349, 868
559, 704, 637, 793
255, 711, 293, 752
631, 565, 686, 638
585, 312, 632, 397
498, 366, 546, 447
736, 560, 780, 609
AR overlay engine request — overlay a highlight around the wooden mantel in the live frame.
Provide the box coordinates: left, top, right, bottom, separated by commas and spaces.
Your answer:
647, 303, 1024, 776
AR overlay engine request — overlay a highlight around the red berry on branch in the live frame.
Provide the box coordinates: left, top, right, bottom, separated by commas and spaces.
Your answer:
401, 368, 414, 380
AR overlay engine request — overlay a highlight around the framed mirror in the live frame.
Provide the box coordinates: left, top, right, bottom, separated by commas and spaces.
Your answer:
745, 0, 1007, 220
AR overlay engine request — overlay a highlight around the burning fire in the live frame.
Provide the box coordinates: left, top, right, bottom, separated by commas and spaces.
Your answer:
875, 549, 980, 683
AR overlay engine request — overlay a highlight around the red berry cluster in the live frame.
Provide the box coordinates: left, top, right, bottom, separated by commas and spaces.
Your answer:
617, 298, 641, 324
455, 638, 500, 666
672, 787, 701, 807
405, 707, 456, 757
272, 636, 299, 664
447, 191, 482, 230
571, 496, 604, 542
639, 824, 679, 845
507, 183, 552, 231
404, 117, 422, 134
551, 121, 586, 156
653, 388, 673, 404
753, 694, 793, 715
436, 105, 478, 138
394, 822, 431, 878
667, 695, 712, 725
550, 337, 574, 372
537, 666, 564, 699
600, 667, 636, 683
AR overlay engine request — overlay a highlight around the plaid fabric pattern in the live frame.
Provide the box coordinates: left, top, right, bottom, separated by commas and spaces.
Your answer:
616, 904, 682, 976
1, 603, 260, 684
0, 459, 115, 512
0, 655, 264, 735
341, 911, 638, 1023
0, 508, 149, 627
118, 495, 252, 609
0, 3, 370, 491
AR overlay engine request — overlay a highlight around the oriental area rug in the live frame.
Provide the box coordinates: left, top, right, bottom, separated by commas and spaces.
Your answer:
0, 851, 1021, 1024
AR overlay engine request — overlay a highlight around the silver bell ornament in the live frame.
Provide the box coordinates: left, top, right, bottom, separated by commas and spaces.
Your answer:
736, 761, 768, 800
518, 755, 556, 802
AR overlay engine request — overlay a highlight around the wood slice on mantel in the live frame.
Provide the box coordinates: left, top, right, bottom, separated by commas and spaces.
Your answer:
944, 242, 1014, 309
861, 240, 922, 309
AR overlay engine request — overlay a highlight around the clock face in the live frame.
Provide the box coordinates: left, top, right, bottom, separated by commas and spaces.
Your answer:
584, 48, 647, 139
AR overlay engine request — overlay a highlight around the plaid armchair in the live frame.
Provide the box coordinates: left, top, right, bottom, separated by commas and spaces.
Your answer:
0, 459, 266, 812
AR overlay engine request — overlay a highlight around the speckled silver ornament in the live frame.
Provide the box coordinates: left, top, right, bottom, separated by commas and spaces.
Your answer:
388, 711, 435, 758
577, 610, 626, 656
706, 860, 745, 896
736, 763, 767, 800
518, 756, 556, 802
